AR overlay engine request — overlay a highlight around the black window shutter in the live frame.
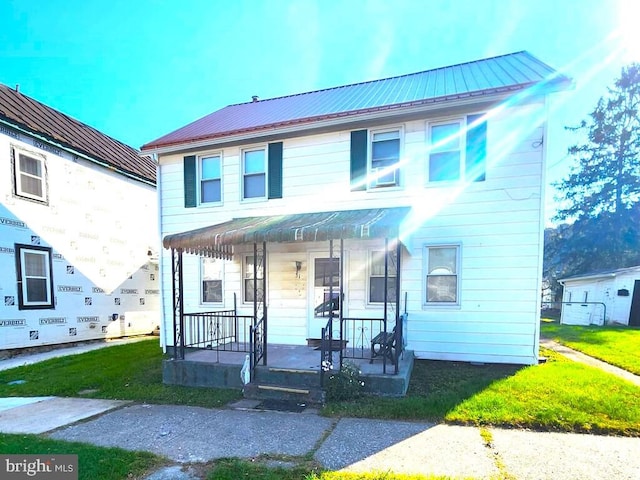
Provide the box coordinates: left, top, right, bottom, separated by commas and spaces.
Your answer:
350, 129, 368, 191
466, 114, 487, 182
183, 155, 197, 208
268, 142, 283, 199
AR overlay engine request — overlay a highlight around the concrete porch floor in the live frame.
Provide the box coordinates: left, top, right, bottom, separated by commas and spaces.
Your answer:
164, 344, 414, 396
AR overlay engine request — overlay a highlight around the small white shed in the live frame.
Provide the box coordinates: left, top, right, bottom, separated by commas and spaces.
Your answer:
559, 266, 640, 326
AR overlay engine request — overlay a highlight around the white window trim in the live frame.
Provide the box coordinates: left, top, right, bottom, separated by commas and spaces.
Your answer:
16, 244, 54, 310
12, 146, 48, 203
422, 243, 461, 308
368, 126, 403, 190
242, 253, 265, 304
367, 249, 398, 306
426, 117, 467, 185
240, 145, 268, 202
200, 257, 224, 305
198, 151, 223, 205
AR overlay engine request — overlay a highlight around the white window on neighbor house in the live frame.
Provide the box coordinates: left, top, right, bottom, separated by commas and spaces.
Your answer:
370, 128, 401, 188
369, 250, 397, 304
243, 254, 264, 303
13, 147, 47, 203
200, 154, 222, 204
16, 244, 54, 310
424, 245, 460, 305
242, 148, 266, 199
428, 120, 463, 182
201, 257, 223, 304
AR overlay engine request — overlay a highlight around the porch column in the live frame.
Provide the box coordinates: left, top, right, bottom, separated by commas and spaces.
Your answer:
383, 237, 389, 373
171, 248, 185, 360
262, 241, 267, 365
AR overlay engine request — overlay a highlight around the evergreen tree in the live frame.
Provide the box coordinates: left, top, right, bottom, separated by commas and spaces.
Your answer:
551, 63, 640, 269
555, 63, 640, 222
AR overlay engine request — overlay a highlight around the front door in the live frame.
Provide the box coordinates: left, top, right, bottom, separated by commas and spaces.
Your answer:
308, 253, 343, 339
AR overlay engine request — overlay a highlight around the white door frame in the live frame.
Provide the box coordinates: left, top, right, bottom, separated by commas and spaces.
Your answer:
307, 249, 348, 339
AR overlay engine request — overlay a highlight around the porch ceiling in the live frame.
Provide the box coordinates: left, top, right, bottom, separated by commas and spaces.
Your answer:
163, 207, 411, 258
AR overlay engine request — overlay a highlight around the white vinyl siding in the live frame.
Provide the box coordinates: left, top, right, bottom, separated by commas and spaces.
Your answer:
158, 98, 548, 364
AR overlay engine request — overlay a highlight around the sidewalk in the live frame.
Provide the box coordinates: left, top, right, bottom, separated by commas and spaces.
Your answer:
0, 339, 639, 479
0, 396, 638, 480
540, 337, 640, 386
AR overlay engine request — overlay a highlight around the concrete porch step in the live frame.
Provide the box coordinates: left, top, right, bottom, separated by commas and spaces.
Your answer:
253, 366, 321, 389
243, 381, 325, 405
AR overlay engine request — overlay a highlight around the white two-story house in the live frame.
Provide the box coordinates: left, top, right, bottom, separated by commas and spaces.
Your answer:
142, 51, 571, 391
0, 83, 160, 350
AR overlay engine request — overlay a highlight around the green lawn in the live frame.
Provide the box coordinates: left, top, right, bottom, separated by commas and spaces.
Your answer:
540, 322, 640, 375
206, 458, 452, 480
0, 338, 240, 407
325, 348, 640, 436
2, 336, 640, 479
0, 433, 165, 480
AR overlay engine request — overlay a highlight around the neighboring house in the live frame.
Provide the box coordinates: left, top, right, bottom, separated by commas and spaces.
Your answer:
0, 83, 160, 350
559, 266, 640, 326
142, 50, 571, 384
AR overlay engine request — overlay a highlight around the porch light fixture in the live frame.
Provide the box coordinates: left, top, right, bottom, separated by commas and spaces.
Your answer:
295, 261, 302, 278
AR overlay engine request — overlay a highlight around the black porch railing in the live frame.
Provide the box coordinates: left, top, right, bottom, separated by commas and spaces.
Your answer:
183, 310, 254, 351
340, 314, 406, 374
319, 315, 335, 386
249, 312, 267, 371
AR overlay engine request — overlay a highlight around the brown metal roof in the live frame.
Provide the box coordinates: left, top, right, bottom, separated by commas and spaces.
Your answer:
163, 207, 411, 258
0, 83, 156, 184
142, 51, 572, 151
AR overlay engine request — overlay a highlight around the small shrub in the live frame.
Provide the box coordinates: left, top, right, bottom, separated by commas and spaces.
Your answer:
325, 361, 365, 401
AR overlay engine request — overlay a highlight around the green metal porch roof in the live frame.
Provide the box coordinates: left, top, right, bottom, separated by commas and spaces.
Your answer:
163, 207, 411, 258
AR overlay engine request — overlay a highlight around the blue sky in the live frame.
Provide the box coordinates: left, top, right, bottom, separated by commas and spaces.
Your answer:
1, 0, 637, 222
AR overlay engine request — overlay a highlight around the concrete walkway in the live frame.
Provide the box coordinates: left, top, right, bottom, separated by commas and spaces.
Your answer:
0, 396, 637, 480
540, 337, 640, 386
0, 337, 639, 479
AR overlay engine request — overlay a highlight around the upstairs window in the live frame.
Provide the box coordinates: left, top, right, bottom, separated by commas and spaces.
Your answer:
350, 128, 402, 191
13, 147, 47, 203
242, 148, 266, 199
370, 129, 401, 187
427, 114, 486, 183
16, 244, 54, 310
200, 154, 222, 203
183, 142, 282, 208
424, 245, 459, 305
429, 121, 462, 182
201, 257, 223, 304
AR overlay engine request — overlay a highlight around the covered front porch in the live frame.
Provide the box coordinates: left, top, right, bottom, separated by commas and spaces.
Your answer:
162, 207, 414, 401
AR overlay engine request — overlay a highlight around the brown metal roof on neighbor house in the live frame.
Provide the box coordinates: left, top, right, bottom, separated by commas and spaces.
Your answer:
0, 83, 156, 184
163, 207, 411, 258
142, 51, 572, 151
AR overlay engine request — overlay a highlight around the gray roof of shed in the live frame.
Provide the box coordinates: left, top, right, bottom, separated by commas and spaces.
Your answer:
142, 51, 571, 151
559, 265, 640, 283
